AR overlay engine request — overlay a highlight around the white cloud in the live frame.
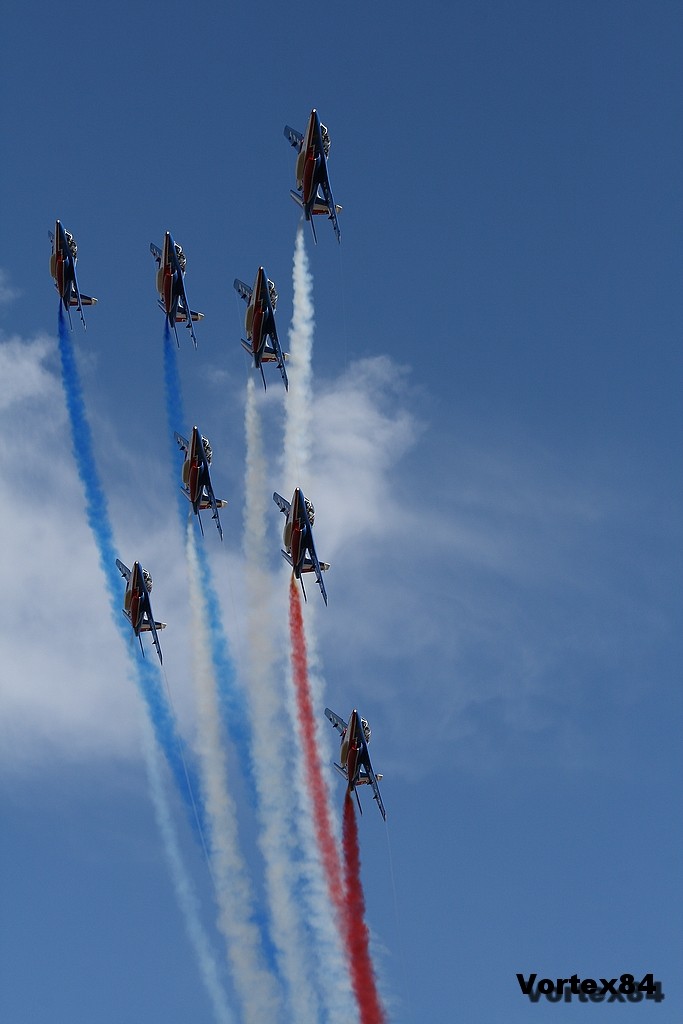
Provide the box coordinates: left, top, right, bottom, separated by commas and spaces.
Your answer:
0, 332, 664, 788
0, 269, 19, 306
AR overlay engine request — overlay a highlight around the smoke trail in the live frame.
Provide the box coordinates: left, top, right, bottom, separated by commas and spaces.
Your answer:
283, 225, 314, 486
283, 232, 357, 1022
163, 321, 188, 520
342, 795, 387, 1024
242, 378, 321, 1022
186, 521, 283, 1024
160, 324, 252, 770
56, 308, 230, 1020
288, 578, 345, 914
141, 717, 235, 1024
57, 309, 195, 807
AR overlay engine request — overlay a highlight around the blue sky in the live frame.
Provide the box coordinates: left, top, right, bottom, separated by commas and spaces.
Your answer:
1, 1, 682, 1021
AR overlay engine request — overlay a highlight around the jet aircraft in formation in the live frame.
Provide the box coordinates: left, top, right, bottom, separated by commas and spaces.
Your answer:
273, 487, 329, 605
150, 232, 204, 348
284, 109, 342, 243
324, 707, 386, 820
50, 126, 394, 815
234, 267, 288, 391
116, 559, 166, 664
48, 220, 97, 329
175, 427, 228, 540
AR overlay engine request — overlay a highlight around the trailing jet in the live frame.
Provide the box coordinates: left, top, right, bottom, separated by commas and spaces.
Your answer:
273, 487, 329, 605
284, 109, 342, 243
175, 426, 228, 540
116, 559, 166, 664
48, 220, 97, 329
150, 232, 204, 347
324, 707, 386, 820
234, 267, 288, 391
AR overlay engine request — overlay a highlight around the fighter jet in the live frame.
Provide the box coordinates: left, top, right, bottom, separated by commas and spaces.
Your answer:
116, 559, 166, 664
324, 707, 386, 820
273, 487, 329, 604
284, 109, 342, 243
48, 220, 97, 328
175, 426, 228, 540
150, 231, 204, 347
234, 267, 288, 391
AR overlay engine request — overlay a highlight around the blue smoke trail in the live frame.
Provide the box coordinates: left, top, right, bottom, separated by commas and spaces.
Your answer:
163, 327, 276, 983
56, 307, 199, 821
161, 324, 252, 771
195, 540, 252, 770
163, 321, 189, 524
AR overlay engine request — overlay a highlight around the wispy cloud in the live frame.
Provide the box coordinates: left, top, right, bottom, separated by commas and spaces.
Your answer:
1, 322, 668, 789
0, 269, 19, 306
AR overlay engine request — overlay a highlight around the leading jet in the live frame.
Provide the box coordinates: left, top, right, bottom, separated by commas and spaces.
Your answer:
324, 707, 386, 820
284, 109, 342, 243
116, 559, 166, 664
234, 267, 288, 391
175, 426, 228, 540
48, 220, 98, 329
150, 232, 204, 348
273, 487, 329, 605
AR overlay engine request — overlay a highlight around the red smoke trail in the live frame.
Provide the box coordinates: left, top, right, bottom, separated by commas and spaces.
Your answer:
288, 578, 345, 913
289, 579, 387, 1023
342, 794, 387, 1024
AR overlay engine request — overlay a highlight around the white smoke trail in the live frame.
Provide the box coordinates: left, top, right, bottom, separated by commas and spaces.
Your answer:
242, 376, 321, 1022
282, 228, 356, 1023
185, 521, 283, 1024
139, 714, 234, 1024
283, 226, 315, 487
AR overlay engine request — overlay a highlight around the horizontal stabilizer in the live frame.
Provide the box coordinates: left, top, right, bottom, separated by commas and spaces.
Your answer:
289, 189, 304, 209
139, 620, 167, 632
261, 345, 289, 363
71, 294, 98, 306
175, 309, 205, 324
284, 125, 304, 150
302, 558, 330, 573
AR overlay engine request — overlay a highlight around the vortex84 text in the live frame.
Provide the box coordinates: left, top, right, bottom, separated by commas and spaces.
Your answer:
517, 973, 664, 1003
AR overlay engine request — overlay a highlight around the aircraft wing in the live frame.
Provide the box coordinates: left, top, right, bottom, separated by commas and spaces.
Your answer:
147, 614, 164, 665
116, 558, 131, 582
284, 124, 304, 150
138, 585, 164, 664
233, 278, 252, 304
325, 707, 348, 735
267, 323, 289, 391
273, 491, 291, 516
320, 175, 341, 243
199, 460, 224, 542
174, 431, 189, 455
176, 279, 198, 349
358, 731, 386, 821
305, 534, 328, 605
300, 499, 328, 605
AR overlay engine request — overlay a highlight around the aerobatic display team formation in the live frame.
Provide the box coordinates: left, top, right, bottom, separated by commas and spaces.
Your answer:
48, 109, 390, 1024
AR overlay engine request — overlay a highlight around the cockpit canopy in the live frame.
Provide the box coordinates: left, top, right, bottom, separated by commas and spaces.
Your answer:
361, 718, 371, 743
267, 279, 278, 311
142, 567, 153, 593
320, 123, 331, 158
304, 497, 315, 524
65, 231, 78, 260
201, 435, 213, 465
174, 242, 187, 273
